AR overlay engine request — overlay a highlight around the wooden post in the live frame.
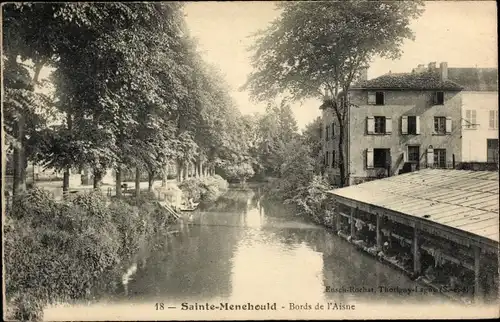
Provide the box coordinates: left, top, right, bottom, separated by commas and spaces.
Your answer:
350, 207, 355, 237
413, 226, 421, 274
376, 214, 382, 247
474, 245, 483, 303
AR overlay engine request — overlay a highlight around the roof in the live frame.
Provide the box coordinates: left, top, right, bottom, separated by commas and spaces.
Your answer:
448, 68, 498, 91
328, 169, 499, 244
352, 70, 464, 91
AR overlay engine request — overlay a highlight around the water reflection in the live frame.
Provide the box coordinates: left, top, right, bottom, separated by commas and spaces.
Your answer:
115, 187, 450, 306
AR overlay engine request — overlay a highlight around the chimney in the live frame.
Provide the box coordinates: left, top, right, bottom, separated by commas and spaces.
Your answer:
440, 62, 448, 81
358, 67, 368, 82
428, 62, 436, 70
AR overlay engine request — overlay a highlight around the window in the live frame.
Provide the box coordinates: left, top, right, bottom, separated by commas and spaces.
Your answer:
434, 149, 446, 168
331, 122, 335, 137
433, 91, 444, 105
490, 110, 498, 129
402, 116, 419, 135
331, 150, 336, 167
367, 91, 384, 105
325, 125, 330, 141
408, 116, 417, 134
465, 110, 477, 129
324, 151, 329, 166
434, 117, 446, 134
374, 148, 390, 168
408, 146, 420, 163
374, 116, 386, 134
368, 116, 392, 135
487, 139, 498, 163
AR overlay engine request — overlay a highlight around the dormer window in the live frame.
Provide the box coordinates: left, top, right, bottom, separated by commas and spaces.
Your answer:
368, 91, 384, 105
433, 91, 444, 105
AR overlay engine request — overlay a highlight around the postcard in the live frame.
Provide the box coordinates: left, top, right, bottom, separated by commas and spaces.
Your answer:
2, 1, 499, 320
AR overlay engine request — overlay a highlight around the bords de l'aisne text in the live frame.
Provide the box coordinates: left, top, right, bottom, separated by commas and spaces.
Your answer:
181, 302, 277, 311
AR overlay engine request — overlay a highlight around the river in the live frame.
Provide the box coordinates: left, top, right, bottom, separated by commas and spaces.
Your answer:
44, 187, 498, 320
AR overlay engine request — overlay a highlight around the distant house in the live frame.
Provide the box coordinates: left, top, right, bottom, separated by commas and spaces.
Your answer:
321, 62, 463, 186
447, 68, 498, 163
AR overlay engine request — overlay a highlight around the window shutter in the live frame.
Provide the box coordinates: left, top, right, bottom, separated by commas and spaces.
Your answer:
366, 148, 374, 169
426, 148, 434, 167
415, 116, 421, 135
471, 110, 477, 128
332, 150, 335, 167
367, 116, 375, 134
331, 122, 335, 137
401, 116, 408, 135
385, 117, 392, 134
445, 117, 452, 133
489, 110, 495, 128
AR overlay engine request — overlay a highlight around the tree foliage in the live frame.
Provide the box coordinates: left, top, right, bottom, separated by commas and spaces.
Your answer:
3, 3, 251, 193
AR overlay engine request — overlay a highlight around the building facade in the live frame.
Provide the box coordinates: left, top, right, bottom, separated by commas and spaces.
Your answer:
448, 68, 498, 163
322, 62, 463, 186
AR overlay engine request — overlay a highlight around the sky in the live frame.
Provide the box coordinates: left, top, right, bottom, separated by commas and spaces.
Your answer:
183, 1, 498, 129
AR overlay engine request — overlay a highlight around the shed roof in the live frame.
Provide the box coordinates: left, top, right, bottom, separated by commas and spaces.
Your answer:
351, 70, 463, 91
328, 169, 499, 244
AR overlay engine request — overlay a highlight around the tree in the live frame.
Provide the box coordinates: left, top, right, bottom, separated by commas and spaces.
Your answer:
301, 116, 325, 174
244, 1, 424, 186
253, 99, 299, 176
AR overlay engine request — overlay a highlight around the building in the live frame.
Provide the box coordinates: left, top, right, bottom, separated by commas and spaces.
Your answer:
321, 62, 463, 186
328, 168, 499, 304
447, 68, 498, 163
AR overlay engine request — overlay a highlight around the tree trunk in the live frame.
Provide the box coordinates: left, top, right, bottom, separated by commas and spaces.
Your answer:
12, 141, 20, 196
62, 112, 73, 196
115, 166, 122, 198
135, 166, 141, 198
12, 117, 26, 195
338, 124, 346, 187
177, 161, 183, 182
12, 61, 44, 195
183, 162, 189, 180
63, 170, 70, 198
93, 168, 103, 190
161, 164, 167, 187
148, 171, 154, 192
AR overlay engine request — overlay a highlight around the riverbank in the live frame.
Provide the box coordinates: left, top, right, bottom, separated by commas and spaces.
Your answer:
4, 189, 178, 321
4, 175, 230, 321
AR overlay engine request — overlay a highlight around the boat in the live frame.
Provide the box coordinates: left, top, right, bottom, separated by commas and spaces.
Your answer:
179, 202, 199, 212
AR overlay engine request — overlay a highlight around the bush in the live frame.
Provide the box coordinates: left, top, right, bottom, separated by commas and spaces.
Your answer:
4, 188, 177, 321
260, 138, 336, 225
285, 175, 336, 226
178, 175, 229, 203
221, 163, 255, 183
